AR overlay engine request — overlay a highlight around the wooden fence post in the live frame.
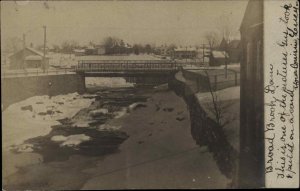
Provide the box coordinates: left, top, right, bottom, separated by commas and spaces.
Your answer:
214, 75, 218, 90
235, 71, 238, 86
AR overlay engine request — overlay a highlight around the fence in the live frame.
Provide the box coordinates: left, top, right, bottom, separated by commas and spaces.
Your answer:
182, 68, 240, 92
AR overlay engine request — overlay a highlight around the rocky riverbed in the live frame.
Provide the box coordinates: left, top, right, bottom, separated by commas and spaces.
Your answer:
2, 84, 231, 190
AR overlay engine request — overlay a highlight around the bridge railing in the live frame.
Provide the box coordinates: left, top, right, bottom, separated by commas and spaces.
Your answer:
75, 60, 180, 72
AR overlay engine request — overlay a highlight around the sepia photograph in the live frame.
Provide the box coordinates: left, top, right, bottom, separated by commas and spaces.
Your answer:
1, 0, 299, 189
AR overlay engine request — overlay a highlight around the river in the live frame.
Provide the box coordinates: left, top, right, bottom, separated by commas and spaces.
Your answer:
2, 79, 230, 189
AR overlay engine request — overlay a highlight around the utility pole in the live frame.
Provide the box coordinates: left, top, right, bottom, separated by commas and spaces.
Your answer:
202, 44, 205, 65
23, 33, 26, 69
225, 43, 228, 79
43, 25, 47, 73
185, 46, 187, 66
221, 33, 228, 78
225, 52, 228, 78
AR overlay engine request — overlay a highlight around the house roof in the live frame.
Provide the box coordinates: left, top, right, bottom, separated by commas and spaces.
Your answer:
26, 47, 46, 57
211, 51, 228, 58
9, 47, 49, 58
219, 38, 228, 50
73, 49, 85, 53
86, 45, 95, 50
174, 47, 196, 52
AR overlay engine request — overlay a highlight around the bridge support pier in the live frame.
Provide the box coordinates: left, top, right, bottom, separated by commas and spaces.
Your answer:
76, 74, 86, 94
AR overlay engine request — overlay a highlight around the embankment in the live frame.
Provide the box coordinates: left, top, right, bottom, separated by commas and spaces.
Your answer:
169, 71, 239, 183
1, 74, 85, 109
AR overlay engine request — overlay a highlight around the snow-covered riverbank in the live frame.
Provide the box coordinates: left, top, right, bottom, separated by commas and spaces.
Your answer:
2, 93, 94, 150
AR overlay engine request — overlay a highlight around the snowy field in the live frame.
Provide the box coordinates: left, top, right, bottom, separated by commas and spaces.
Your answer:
48, 52, 77, 68
2, 93, 94, 150
196, 86, 240, 103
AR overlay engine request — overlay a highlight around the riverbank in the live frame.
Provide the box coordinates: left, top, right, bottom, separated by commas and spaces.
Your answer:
169, 69, 240, 186
3, 84, 230, 190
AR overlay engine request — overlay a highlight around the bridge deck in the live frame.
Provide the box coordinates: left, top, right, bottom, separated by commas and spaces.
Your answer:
75, 60, 179, 74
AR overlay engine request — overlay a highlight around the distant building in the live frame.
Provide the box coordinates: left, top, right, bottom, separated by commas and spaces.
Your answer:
155, 45, 167, 56
239, 0, 264, 188
209, 50, 229, 66
85, 46, 97, 55
94, 45, 106, 55
173, 47, 197, 59
219, 38, 229, 51
196, 47, 211, 63
73, 49, 86, 56
218, 38, 241, 63
227, 40, 241, 63
8, 47, 49, 69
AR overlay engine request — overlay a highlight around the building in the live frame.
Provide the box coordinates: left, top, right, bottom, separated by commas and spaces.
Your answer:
227, 40, 242, 63
85, 45, 97, 55
173, 47, 197, 59
209, 50, 229, 66
156, 45, 168, 56
219, 37, 229, 51
8, 47, 49, 70
94, 45, 106, 55
73, 49, 86, 56
239, 0, 264, 188
218, 38, 242, 63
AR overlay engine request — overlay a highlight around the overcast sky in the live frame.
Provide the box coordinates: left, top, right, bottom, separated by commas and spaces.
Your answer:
1, 0, 248, 47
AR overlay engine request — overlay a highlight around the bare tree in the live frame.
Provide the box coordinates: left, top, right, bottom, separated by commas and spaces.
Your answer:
217, 13, 235, 43
61, 40, 79, 53
204, 31, 219, 50
204, 71, 235, 127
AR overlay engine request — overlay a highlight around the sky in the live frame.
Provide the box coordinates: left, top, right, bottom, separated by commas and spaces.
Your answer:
1, 0, 248, 48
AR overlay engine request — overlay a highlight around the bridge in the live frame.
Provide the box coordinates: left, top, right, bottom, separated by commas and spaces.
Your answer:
75, 60, 180, 77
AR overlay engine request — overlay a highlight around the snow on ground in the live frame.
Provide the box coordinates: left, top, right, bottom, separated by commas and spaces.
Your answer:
113, 108, 128, 119
196, 86, 240, 103
2, 93, 94, 150
51, 134, 91, 147
128, 102, 147, 112
48, 52, 77, 68
98, 124, 121, 131
196, 86, 240, 151
89, 109, 109, 116
86, 77, 134, 88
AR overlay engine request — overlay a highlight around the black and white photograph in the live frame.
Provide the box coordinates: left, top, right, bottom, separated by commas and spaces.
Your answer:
1, 0, 299, 189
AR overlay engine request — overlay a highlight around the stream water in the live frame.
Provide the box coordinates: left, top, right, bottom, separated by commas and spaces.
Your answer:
3, 79, 236, 189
